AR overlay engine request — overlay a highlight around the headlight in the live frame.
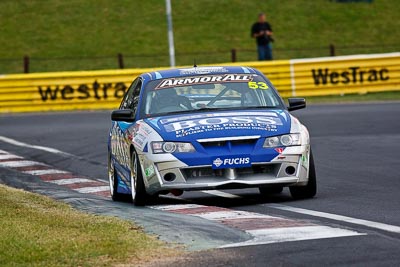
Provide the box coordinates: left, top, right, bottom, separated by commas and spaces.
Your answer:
263, 134, 301, 148
151, 141, 195, 154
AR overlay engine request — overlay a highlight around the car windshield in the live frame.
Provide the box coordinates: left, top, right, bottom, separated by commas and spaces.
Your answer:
140, 73, 284, 117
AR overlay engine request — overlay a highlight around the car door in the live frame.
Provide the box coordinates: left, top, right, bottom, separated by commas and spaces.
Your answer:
112, 77, 142, 172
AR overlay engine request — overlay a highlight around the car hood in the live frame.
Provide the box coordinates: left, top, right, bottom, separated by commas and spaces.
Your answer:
144, 110, 291, 142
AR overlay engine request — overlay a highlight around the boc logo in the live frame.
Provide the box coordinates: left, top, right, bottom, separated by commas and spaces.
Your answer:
213, 158, 223, 167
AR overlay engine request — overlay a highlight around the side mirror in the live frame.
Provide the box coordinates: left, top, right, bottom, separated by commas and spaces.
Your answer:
287, 98, 306, 111
111, 109, 135, 122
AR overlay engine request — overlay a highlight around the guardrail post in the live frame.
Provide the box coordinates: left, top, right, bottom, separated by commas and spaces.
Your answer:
231, 48, 237, 62
118, 53, 124, 69
329, 44, 336, 56
23, 55, 30, 73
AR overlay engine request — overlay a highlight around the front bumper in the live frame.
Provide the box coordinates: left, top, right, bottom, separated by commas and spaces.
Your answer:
141, 154, 309, 194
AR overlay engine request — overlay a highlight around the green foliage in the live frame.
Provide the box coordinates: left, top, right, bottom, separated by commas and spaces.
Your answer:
0, 0, 399, 73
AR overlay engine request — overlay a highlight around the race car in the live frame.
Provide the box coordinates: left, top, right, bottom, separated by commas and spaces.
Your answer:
108, 66, 316, 205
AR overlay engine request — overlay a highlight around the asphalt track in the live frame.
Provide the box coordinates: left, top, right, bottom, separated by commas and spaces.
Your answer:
1, 102, 400, 266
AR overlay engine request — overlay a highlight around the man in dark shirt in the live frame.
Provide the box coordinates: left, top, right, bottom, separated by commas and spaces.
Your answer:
251, 13, 274, 60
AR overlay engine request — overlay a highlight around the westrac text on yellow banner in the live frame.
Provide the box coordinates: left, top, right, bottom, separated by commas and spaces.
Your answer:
290, 53, 400, 97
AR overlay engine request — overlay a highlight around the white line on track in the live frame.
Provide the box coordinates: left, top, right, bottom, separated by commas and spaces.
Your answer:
22, 169, 69, 175
0, 160, 46, 168
149, 204, 205, 211
194, 210, 276, 220
220, 225, 365, 248
48, 178, 95, 185
0, 154, 23, 160
204, 190, 400, 234
74, 186, 110, 194
266, 204, 400, 234
0, 136, 75, 157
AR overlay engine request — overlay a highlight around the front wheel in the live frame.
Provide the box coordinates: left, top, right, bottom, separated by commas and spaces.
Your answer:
289, 150, 317, 199
130, 150, 153, 206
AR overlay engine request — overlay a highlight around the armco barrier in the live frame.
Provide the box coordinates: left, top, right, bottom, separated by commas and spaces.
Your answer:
0, 53, 399, 113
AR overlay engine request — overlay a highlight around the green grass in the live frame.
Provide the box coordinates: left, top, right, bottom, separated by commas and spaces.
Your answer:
0, 184, 180, 267
1, 0, 399, 73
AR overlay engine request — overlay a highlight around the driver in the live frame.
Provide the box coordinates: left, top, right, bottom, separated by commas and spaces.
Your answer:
151, 88, 191, 113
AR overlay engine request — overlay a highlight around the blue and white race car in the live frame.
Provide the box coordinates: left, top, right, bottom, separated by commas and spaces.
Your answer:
108, 66, 316, 205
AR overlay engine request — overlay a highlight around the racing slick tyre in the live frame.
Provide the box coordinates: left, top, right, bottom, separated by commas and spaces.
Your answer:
259, 186, 283, 196
130, 150, 154, 206
289, 150, 317, 199
108, 153, 127, 201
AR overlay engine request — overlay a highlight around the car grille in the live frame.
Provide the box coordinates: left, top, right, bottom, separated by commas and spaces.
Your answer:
182, 163, 280, 181
200, 138, 257, 148
198, 138, 259, 156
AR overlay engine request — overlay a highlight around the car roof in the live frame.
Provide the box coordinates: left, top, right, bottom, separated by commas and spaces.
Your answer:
142, 66, 262, 80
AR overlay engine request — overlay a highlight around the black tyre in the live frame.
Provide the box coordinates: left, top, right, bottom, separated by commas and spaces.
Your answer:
130, 150, 153, 206
289, 149, 317, 199
108, 153, 126, 201
259, 186, 283, 196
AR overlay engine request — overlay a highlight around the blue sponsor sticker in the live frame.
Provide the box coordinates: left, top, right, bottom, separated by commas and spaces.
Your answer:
211, 155, 251, 169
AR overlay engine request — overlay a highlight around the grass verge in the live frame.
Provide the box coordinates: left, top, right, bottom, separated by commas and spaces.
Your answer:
0, 184, 181, 267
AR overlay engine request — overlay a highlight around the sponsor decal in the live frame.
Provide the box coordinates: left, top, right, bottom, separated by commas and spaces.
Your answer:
179, 67, 228, 75
275, 148, 284, 154
301, 153, 309, 168
212, 156, 251, 169
160, 111, 278, 124
162, 115, 282, 138
311, 66, 389, 86
132, 133, 147, 150
144, 165, 155, 177
248, 81, 269, 90
213, 158, 223, 168
137, 122, 154, 135
129, 122, 154, 151
38, 80, 127, 101
156, 74, 254, 89
110, 125, 130, 167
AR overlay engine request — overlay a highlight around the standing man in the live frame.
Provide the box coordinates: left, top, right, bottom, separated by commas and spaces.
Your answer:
251, 13, 274, 60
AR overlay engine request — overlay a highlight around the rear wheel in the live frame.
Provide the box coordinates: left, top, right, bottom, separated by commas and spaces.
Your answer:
130, 150, 153, 206
108, 154, 126, 201
289, 150, 317, 199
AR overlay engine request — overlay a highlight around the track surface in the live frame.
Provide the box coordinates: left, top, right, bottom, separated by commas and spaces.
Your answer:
1, 102, 400, 266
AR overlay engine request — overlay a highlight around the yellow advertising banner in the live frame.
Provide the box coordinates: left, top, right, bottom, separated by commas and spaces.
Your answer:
0, 53, 399, 113
0, 69, 150, 113
290, 52, 400, 96
0, 61, 291, 113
